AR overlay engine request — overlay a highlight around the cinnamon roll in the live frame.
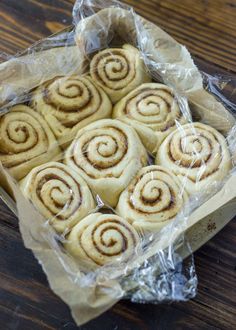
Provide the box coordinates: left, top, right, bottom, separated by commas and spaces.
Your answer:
116, 166, 188, 231
64, 119, 148, 207
64, 213, 140, 269
90, 44, 151, 104
21, 162, 96, 233
113, 83, 190, 153
0, 105, 61, 180
31, 75, 112, 146
156, 122, 232, 194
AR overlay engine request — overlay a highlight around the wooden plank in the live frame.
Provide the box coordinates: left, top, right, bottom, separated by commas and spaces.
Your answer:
1, 0, 236, 72
0, 197, 235, 329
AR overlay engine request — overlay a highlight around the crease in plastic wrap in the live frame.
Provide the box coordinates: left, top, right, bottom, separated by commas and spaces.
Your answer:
0, 0, 236, 326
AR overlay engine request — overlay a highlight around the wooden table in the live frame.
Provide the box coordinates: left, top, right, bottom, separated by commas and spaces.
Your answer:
0, 1, 235, 329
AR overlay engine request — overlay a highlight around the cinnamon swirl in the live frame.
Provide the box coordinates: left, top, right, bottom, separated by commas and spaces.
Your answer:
31, 75, 112, 146
64, 119, 148, 207
21, 162, 96, 233
156, 122, 232, 194
90, 44, 151, 103
0, 105, 61, 180
113, 83, 190, 153
64, 213, 140, 269
116, 165, 188, 231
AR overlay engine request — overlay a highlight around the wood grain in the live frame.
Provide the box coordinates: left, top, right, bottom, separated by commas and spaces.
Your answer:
1, 0, 236, 72
1, 198, 235, 329
0, 0, 236, 329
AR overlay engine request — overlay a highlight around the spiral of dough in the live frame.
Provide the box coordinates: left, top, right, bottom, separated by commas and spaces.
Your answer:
31, 75, 112, 145
117, 165, 188, 231
156, 122, 232, 194
113, 83, 190, 153
0, 105, 61, 180
20, 162, 96, 233
90, 44, 151, 103
64, 119, 148, 207
64, 213, 140, 268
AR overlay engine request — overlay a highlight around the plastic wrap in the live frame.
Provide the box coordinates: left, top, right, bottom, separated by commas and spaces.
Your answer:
0, 0, 236, 326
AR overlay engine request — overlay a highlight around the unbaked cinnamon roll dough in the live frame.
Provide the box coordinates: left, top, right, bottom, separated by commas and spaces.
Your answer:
64, 119, 148, 207
31, 75, 112, 146
0, 105, 61, 180
1, 45, 232, 243
21, 162, 96, 233
116, 165, 188, 231
113, 83, 190, 153
90, 44, 151, 103
64, 213, 141, 269
156, 122, 232, 194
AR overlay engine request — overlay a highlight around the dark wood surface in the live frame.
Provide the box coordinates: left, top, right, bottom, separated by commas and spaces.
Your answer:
0, 0, 236, 329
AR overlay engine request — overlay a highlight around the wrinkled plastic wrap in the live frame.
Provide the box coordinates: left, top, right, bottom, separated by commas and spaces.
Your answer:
0, 0, 236, 326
